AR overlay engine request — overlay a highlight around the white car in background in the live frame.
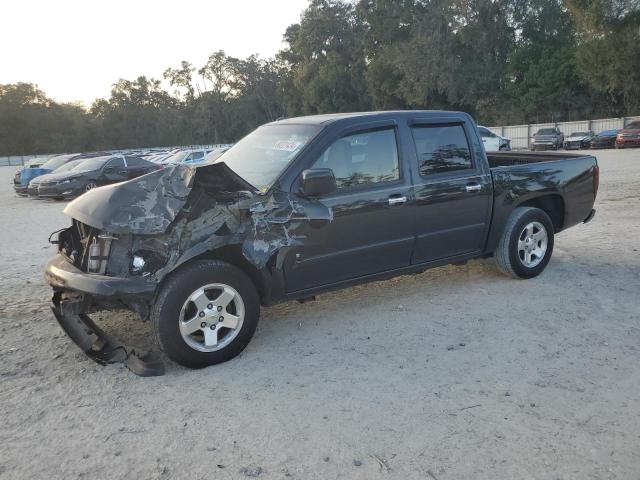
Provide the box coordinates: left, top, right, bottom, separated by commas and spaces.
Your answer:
478, 125, 511, 151
161, 149, 213, 166
202, 145, 232, 164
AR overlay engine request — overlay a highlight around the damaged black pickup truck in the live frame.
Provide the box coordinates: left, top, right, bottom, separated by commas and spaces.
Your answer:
45, 111, 599, 373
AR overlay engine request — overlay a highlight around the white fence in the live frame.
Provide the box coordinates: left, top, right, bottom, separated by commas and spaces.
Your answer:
0, 154, 50, 167
488, 116, 640, 150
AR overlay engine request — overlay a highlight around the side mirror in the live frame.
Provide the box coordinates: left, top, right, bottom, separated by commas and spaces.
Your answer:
300, 168, 337, 198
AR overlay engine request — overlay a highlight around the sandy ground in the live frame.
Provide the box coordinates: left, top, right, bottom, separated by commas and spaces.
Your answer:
0, 149, 639, 480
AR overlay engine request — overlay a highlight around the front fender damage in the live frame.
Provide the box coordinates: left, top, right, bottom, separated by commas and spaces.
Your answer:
50, 162, 333, 375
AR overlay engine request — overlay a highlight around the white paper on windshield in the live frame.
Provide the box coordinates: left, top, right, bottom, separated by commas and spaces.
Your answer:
273, 140, 304, 152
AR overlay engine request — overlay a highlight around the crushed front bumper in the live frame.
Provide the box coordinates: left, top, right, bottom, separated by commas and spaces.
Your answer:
45, 254, 156, 297
45, 254, 164, 376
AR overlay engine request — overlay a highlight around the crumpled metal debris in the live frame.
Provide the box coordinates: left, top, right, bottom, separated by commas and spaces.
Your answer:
63, 161, 333, 279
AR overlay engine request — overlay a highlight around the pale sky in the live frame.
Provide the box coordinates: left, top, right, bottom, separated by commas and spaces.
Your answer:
1, 0, 309, 106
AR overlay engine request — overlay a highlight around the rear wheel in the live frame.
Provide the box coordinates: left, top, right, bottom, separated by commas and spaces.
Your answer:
151, 260, 260, 368
495, 207, 554, 279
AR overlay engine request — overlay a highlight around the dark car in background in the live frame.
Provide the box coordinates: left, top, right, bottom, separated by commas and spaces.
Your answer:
563, 131, 594, 150
531, 127, 564, 150
615, 121, 640, 149
13, 152, 107, 195
27, 158, 87, 196
36, 155, 159, 199
590, 129, 619, 149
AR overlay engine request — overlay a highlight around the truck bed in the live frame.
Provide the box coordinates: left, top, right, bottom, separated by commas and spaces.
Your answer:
487, 151, 594, 168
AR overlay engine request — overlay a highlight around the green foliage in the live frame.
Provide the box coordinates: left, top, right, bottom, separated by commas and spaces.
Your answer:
0, 83, 90, 155
1, 0, 638, 156
567, 0, 640, 112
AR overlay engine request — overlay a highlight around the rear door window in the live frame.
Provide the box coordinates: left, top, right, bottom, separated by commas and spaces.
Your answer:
410, 124, 472, 176
125, 156, 147, 166
106, 157, 125, 169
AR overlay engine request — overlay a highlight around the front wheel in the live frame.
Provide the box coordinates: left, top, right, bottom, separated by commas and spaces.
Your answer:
85, 181, 98, 191
495, 207, 555, 279
151, 260, 260, 368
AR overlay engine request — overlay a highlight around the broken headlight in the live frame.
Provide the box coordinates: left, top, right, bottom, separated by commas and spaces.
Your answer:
130, 255, 146, 274
128, 249, 167, 276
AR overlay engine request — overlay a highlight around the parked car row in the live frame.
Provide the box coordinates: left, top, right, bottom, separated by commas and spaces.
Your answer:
530, 121, 640, 151
13, 145, 232, 199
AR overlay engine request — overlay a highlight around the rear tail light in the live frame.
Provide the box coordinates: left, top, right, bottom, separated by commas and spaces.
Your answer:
593, 163, 599, 199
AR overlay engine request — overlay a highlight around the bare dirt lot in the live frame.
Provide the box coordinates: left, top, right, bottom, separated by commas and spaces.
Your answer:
1, 149, 639, 480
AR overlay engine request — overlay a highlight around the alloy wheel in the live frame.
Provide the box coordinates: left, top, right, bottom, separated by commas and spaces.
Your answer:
517, 221, 548, 268
178, 283, 245, 352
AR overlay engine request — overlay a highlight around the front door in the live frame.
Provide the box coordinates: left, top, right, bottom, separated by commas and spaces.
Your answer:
284, 126, 414, 293
409, 122, 492, 264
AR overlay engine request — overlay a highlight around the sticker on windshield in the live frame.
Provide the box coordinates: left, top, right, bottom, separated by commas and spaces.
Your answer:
274, 140, 304, 152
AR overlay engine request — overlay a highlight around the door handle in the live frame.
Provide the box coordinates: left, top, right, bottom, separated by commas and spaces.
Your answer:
465, 183, 482, 193
388, 195, 407, 206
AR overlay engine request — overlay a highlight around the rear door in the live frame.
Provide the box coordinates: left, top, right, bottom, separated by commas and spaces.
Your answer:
283, 123, 414, 292
409, 120, 492, 264
101, 157, 128, 184
125, 156, 154, 178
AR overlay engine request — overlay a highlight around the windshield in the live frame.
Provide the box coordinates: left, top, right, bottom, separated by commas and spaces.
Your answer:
53, 159, 84, 173
570, 132, 589, 137
41, 154, 74, 170
71, 156, 112, 171
162, 151, 189, 164
537, 128, 556, 135
203, 147, 231, 164
625, 121, 640, 130
216, 124, 321, 191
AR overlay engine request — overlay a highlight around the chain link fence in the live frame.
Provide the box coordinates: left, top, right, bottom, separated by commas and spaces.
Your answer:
488, 116, 640, 150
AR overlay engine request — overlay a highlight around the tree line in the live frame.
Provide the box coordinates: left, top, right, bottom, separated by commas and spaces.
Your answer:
1, 0, 638, 156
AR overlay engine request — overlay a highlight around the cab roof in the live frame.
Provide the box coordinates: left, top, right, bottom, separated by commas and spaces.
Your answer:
269, 110, 469, 126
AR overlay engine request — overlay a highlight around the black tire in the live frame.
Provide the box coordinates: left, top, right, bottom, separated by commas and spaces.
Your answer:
151, 260, 260, 368
495, 207, 555, 279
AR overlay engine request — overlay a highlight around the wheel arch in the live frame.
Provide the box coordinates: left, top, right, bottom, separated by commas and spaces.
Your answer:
157, 244, 272, 304
517, 194, 565, 233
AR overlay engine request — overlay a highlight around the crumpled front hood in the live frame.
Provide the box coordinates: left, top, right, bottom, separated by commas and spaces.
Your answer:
567, 136, 588, 142
63, 163, 256, 234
